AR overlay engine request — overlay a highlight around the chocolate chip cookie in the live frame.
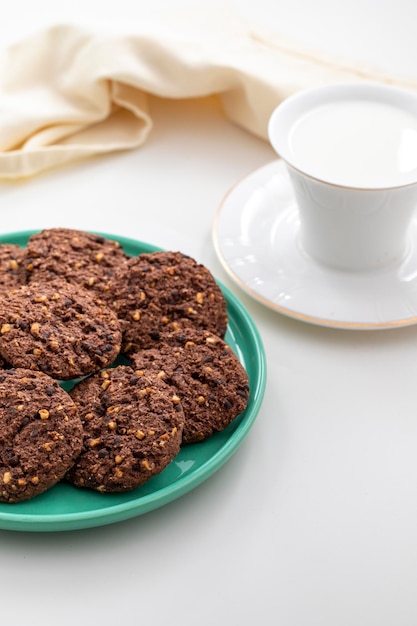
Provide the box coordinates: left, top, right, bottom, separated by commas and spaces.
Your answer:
0, 368, 83, 503
23, 228, 128, 302
112, 251, 228, 352
66, 365, 185, 492
0, 279, 122, 380
129, 329, 249, 444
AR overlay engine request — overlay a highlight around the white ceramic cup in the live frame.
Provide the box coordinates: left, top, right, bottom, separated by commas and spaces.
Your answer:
268, 83, 417, 271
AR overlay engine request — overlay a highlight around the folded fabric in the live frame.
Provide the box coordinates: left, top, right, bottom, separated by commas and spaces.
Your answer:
0, 7, 416, 179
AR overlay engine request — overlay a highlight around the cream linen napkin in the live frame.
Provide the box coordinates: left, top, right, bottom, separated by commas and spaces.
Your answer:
0, 7, 416, 180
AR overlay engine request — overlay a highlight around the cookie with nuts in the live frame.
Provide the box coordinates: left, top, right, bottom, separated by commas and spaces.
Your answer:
112, 251, 228, 353
129, 329, 250, 444
66, 365, 185, 493
0, 244, 25, 292
0, 368, 83, 503
23, 228, 128, 302
0, 278, 122, 380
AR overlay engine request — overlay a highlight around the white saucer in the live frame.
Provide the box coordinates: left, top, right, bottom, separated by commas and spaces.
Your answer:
213, 160, 417, 330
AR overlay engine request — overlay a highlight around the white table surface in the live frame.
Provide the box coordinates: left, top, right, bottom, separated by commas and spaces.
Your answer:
1, 2, 417, 625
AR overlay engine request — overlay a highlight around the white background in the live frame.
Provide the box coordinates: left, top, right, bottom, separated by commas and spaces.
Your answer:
1, 2, 417, 625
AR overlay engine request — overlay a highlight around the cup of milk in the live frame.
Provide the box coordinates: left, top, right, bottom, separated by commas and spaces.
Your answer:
268, 83, 417, 271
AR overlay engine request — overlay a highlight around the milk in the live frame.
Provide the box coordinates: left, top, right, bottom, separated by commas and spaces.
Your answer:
288, 99, 417, 188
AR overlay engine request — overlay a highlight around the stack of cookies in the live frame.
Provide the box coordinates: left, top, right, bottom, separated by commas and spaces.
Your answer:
0, 229, 250, 502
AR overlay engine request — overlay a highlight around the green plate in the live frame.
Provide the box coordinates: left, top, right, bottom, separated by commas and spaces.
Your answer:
0, 230, 266, 532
